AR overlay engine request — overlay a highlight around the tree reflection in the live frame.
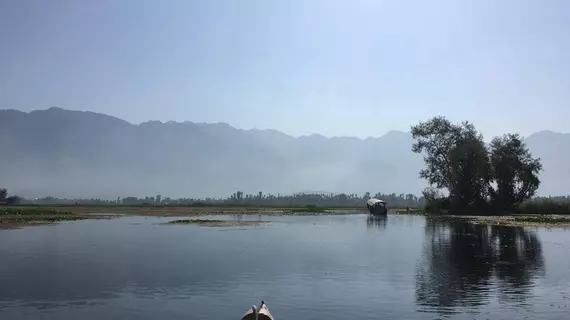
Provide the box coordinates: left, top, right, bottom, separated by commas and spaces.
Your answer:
366, 215, 387, 230
416, 218, 544, 314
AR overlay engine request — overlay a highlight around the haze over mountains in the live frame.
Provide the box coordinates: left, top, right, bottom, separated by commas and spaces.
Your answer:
0, 107, 568, 199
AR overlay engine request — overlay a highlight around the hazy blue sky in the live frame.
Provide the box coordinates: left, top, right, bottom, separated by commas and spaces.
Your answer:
1, 0, 569, 139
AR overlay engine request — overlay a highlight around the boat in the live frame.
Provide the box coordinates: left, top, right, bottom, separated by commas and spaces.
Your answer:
241, 301, 275, 320
366, 198, 388, 215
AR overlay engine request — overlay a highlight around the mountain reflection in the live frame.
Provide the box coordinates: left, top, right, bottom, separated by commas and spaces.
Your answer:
415, 218, 545, 314
366, 215, 387, 229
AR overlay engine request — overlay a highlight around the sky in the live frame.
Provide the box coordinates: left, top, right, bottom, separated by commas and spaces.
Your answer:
1, 0, 569, 139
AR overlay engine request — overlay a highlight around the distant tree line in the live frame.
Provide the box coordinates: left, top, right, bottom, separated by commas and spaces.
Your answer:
0, 188, 21, 205
8, 189, 568, 213
518, 196, 570, 215
17, 191, 426, 208
411, 116, 569, 215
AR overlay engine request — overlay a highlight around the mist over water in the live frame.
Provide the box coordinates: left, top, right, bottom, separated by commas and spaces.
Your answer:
1, 214, 569, 319
1, 108, 568, 199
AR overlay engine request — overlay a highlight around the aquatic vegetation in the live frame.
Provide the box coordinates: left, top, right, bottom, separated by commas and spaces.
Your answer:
0, 208, 72, 215
167, 219, 266, 227
512, 215, 570, 224
168, 219, 213, 224
0, 215, 87, 224
0, 208, 82, 225
392, 208, 424, 215
424, 214, 570, 227
284, 205, 329, 213
0, 207, 112, 227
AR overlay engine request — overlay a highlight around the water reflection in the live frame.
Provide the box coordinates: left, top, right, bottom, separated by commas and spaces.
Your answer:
415, 218, 545, 314
2, 215, 566, 320
366, 215, 387, 229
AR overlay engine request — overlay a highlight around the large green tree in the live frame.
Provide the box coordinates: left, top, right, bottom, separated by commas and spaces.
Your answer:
488, 134, 542, 213
411, 117, 542, 214
411, 116, 490, 213
0, 188, 7, 202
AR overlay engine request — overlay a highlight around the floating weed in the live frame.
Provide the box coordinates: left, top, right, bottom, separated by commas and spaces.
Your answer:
168, 219, 209, 224
0, 215, 89, 225
0, 208, 113, 227
513, 216, 570, 224
393, 208, 425, 215
166, 219, 266, 227
283, 205, 330, 214
0, 208, 73, 216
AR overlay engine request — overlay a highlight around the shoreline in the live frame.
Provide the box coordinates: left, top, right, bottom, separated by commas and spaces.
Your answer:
427, 214, 570, 227
3, 205, 570, 228
1, 205, 366, 216
0, 206, 366, 229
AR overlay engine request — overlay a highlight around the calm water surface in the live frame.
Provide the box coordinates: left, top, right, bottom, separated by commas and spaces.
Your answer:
1, 214, 570, 319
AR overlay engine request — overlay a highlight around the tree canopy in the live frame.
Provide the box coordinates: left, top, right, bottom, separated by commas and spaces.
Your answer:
411, 116, 542, 215
0, 188, 21, 205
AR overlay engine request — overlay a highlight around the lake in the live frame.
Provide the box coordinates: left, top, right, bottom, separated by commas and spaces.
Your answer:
1, 214, 570, 319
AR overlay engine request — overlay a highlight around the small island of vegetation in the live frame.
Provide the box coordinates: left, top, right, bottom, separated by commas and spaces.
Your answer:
167, 219, 266, 227
410, 116, 567, 216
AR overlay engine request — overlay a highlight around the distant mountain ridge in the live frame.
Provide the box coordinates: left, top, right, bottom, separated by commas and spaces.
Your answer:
0, 107, 568, 198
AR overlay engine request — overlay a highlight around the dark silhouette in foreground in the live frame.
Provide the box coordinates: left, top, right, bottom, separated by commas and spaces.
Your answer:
241, 301, 274, 320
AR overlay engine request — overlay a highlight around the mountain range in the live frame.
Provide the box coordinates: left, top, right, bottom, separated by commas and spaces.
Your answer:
0, 107, 568, 199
